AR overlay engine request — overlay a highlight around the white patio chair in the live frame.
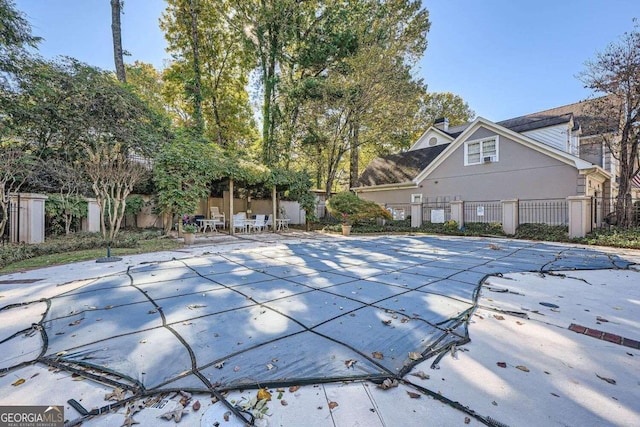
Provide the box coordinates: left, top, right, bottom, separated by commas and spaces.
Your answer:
210, 206, 226, 229
233, 212, 248, 233
252, 214, 267, 232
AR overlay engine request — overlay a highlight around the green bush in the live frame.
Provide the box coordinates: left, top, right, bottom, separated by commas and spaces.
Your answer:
514, 223, 569, 241
326, 192, 392, 224
580, 227, 640, 249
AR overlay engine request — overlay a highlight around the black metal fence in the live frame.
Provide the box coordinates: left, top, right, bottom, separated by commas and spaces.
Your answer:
592, 195, 640, 227
519, 198, 568, 226
463, 200, 501, 223
385, 203, 411, 221
422, 199, 451, 223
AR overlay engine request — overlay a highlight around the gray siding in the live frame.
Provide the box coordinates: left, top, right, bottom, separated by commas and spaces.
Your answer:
359, 126, 584, 205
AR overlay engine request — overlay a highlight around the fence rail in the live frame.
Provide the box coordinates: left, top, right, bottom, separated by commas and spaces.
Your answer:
422, 200, 451, 223
463, 200, 501, 223
519, 198, 568, 226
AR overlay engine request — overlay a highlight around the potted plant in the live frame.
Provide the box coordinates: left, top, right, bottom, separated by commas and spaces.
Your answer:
182, 223, 198, 245
341, 213, 352, 236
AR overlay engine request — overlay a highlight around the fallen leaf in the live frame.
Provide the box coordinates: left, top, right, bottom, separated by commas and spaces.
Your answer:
381, 319, 392, 326
345, 359, 357, 369
233, 366, 240, 372
464, 417, 471, 424
276, 392, 283, 400
516, 321, 524, 325
223, 411, 230, 422
488, 244, 500, 250
400, 318, 409, 323
516, 365, 530, 372
550, 392, 560, 397
328, 401, 339, 410
160, 407, 187, 422
187, 304, 206, 310
493, 315, 505, 320
69, 319, 82, 326
280, 399, 288, 406
372, 351, 384, 359
496, 362, 507, 368
139, 339, 147, 344
596, 316, 609, 322
596, 374, 616, 385
377, 378, 399, 390
257, 389, 272, 401
11, 378, 25, 387
121, 415, 139, 427
406, 391, 421, 399
492, 401, 498, 406
289, 385, 300, 393
266, 363, 274, 370
408, 352, 421, 361
105, 388, 126, 401
410, 371, 429, 380
214, 361, 224, 369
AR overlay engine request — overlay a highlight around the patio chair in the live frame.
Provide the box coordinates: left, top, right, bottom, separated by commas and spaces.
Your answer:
252, 214, 267, 232
210, 206, 226, 229
265, 215, 272, 230
233, 212, 249, 233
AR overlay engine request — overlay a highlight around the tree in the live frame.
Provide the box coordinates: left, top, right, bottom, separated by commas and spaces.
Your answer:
161, 0, 205, 135
161, 0, 255, 144
28, 158, 88, 235
0, 144, 36, 237
420, 92, 475, 127
0, 0, 41, 73
84, 142, 148, 240
110, 0, 126, 83
153, 133, 224, 233
579, 21, 640, 227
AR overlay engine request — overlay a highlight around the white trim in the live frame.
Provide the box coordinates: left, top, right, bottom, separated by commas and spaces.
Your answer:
413, 117, 600, 184
353, 182, 416, 193
408, 126, 455, 151
463, 135, 499, 166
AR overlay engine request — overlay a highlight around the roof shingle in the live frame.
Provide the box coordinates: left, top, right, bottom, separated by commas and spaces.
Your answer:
356, 144, 449, 187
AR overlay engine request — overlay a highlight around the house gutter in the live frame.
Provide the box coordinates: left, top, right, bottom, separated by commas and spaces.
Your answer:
352, 181, 417, 194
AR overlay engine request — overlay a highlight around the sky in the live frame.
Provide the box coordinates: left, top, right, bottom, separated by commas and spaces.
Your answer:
13, 0, 639, 121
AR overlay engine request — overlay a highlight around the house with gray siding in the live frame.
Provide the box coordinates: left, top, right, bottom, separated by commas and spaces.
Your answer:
354, 100, 613, 226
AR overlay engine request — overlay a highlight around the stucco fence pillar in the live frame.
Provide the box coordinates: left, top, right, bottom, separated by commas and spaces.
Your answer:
410, 203, 423, 228
82, 198, 101, 233
567, 196, 592, 238
450, 201, 464, 228
501, 199, 519, 235
9, 193, 48, 244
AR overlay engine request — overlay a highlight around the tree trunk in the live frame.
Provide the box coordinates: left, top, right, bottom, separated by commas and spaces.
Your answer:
188, 0, 204, 135
349, 118, 360, 188
110, 0, 126, 83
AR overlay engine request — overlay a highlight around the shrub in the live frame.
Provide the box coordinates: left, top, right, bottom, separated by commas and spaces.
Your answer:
326, 192, 392, 224
515, 223, 569, 241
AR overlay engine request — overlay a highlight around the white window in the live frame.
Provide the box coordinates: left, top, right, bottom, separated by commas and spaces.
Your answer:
464, 136, 499, 165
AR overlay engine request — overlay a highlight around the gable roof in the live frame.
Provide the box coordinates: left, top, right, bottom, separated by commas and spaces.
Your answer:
497, 112, 574, 133
414, 117, 598, 184
356, 144, 449, 188
497, 98, 614, 136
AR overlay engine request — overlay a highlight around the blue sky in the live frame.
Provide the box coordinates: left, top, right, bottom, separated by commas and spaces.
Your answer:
14, 0, 639, 121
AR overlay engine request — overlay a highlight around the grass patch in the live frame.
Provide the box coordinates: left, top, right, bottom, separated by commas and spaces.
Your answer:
0, 230, 180, 273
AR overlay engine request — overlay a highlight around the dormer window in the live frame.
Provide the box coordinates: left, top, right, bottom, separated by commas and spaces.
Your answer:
464, 136, 499, 165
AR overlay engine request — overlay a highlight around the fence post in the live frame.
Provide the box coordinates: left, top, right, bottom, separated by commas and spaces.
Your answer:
450, 200, 464, 228
501, 199, 519, 235
11, 193, 48, 244
567, 196, 592, 238
410, 202, 423, 228
82, 198, 101, 233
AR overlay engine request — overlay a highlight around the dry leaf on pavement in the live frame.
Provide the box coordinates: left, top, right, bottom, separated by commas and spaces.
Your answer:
406, 391, 421, 399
